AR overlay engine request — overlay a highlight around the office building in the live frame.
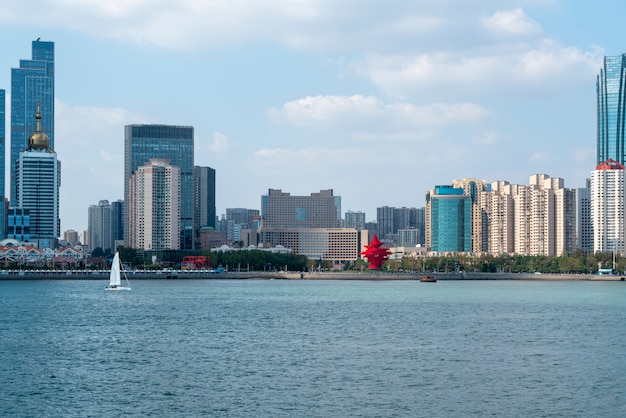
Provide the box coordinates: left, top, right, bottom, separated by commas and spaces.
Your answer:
110, 200, 124, 244
261, 189, 341, 229
0, 89, 5, 238
193, 166, 216, 236
124, 124, 193, 248
577, 179, 593, 253
11, 39, 54, 204
426, 185, 472, 252
597, 54, 626, 165
260, 228, 367, 262
15, 107, 60, 248
590, 159, 625, 255
88, 200, 113, 253
127, 159, 180, 250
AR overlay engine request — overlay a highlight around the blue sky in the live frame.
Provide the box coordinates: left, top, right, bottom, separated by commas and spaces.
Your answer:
0, 0, 624, 234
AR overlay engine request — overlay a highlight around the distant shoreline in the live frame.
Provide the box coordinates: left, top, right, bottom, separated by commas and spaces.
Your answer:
0, 271, 624, 281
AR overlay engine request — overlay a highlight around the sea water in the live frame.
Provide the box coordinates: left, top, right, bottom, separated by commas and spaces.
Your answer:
1, 279, 625, 417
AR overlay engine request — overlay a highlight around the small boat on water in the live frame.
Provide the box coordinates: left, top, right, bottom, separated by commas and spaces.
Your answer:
420, 275, 437, 283
105, 252, 131, 291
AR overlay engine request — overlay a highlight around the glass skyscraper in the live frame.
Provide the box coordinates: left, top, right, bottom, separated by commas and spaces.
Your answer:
15, 107, 61, 248
427, 185, 472, 252
10, 39, 55, 204
597, 54, 626, 164
0, 89, 5, 238
124, 125, 194, 249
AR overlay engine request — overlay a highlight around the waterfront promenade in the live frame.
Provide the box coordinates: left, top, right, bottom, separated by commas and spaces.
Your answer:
0, 270, 623, 281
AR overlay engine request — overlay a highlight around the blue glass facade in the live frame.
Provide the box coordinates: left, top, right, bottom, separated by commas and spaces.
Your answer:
0, 90, 5, 238
597, 54, 626, 164
124, 125, 194, 249
16, 152, 61, 243
429, 186, 472, 252
10, 40, 54, 204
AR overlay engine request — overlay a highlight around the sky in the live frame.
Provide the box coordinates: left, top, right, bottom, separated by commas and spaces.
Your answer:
0, 0, 624, 234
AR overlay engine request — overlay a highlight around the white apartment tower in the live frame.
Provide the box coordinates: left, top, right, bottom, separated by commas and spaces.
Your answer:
480, 181, 516, 255
590, 159, 625, 255
513, 174, 575, 256
478, 175, 575, 256
128, 158, 181, 250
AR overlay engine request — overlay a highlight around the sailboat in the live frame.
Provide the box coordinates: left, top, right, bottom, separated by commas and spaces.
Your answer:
105, 252, 131, 291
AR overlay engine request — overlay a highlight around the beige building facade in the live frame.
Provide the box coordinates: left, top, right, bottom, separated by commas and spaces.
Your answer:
128, 159, 181, 250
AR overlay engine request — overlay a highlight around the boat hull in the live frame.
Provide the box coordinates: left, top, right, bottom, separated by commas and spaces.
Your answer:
105, 286, 131, 291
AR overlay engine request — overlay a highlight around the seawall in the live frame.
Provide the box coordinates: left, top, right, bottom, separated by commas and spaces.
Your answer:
0, 271, 624, 281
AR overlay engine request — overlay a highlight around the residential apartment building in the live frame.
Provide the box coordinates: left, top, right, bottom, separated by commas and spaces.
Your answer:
590, 159, 625, 255
125, 124, 194, 248
577, 179, 593, 253
127, 159, 180, 250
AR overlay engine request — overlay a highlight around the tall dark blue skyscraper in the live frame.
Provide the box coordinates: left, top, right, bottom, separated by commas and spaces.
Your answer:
10, 39, 54, 205
597, 54, 626, 165
124, 124, 194, 249
0, 89, 5, 238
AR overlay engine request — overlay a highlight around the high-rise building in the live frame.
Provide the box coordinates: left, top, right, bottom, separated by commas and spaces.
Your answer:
480, 181, 516, 255
509, 175, 576, 256
88, 200, 113, 253
452, 178, 490, 253
124, 124, 193, 248
261, 189, 341, 229
63, 229, 79, 246
577, 179, 593, 253
597, 54, 626, 165
11, 39, 54, 204
0, 89, 5, 238
15, 106, 60, 248
376, 206, 423, 244
193, 166, 216, 235
426, 185, 472, 252
376, 206, 395, 239
127, 159, 181, 250
110, 200, 124, 245
590, 159, 625, 255
344, 211, 366, 230
225, 208, 250, 227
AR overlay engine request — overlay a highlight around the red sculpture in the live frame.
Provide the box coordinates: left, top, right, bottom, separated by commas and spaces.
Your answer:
361, 234, 391, 269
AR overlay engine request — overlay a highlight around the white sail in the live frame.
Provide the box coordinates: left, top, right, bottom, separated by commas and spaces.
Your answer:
106, 252, 130, 290
109, 252, 122, 287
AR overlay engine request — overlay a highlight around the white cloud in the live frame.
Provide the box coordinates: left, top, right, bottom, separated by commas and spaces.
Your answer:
209, 132, 230, 153
483, 8, 542, 36
268, 95, 489, 130
358, 41, 602, 98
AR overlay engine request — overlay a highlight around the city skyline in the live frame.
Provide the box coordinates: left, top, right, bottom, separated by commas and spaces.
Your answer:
0, 2, 625, 234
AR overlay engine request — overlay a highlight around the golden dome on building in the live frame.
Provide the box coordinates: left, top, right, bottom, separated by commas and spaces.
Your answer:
25, 103, 53, 152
